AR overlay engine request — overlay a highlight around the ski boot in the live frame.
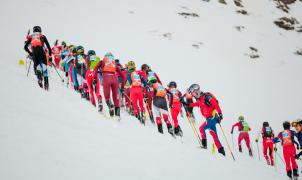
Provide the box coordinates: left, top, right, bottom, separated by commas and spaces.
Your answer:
167, 123, 174, 136
98, 99, 103, 112
287, 171, 292, 179
44, 77, 49, 91
115, 107, 121, 120
266, 158, 270, 166
106, 100, 114, 117
218, 147, 226, 156
239, 146, 242, 153
135, 112, 141, 122
149, 113, 155, 124
37, 71, 43, 88
141, 111, 147, 125
201, 139, 207, 149
157, 124, 163, 134
174, 126, 183, 137
249, 149, 253, 157
293, 169, 299, 180
270, 159, 274, 166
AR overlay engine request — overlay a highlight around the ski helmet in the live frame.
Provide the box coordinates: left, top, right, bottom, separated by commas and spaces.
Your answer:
127, 61, 136, 72
105, 52, 114, 60
33, 26, 42, 33
88, 50, 96, 56
291, 119, 302, 127
238, 115, 245, 121
297, 119, 302, 125
263, 121, 269, 127
76, 45, 84, 54
168, 81, 177, 88
141, 64, 150, 71
115, 59, 120, 64
188, 84, 202, 98
283, 121, 291, 130
61, 41, 66, 46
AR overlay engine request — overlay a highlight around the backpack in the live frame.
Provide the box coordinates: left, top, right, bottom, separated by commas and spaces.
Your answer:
263, 127, 273, 137
203, 92, 219, 107
239, 121, 250, 132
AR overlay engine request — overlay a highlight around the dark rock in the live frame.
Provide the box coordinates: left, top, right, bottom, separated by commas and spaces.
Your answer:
234, 0, 244, 7
219, 0, 227, 5
236, 10, 248, 15
178, 12, 199, 18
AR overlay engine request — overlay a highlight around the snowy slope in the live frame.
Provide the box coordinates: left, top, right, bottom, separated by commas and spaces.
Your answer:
0, 0, 302, 179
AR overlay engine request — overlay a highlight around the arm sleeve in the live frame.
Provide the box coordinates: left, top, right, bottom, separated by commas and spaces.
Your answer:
127, 73, 132, 85
94, 61, 103, 75
139, 72, 147, 87
42, 36, 52, 56
189, 101, 200, 108
24, 38, 31, 54
210, 97, 222, 114
273, 132, 282, 144
166, 89, 173, 105
116, 67, 125, 89
232, 122, 240, 132
155, 73, 162, 84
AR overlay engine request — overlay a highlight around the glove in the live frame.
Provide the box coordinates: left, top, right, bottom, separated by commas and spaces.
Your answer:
49, 57, 53, 63
29, 52, 33, 57
255, 138, 258, 143
217, 113, 223, 124
169, 103, 172, 109
218, 113, 223, 121
295, 154, 300, 159
231, 130, 233, 134
274, 147, 277, 152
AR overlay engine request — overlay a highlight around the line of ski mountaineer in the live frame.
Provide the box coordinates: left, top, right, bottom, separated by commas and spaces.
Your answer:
23, 26, 301, 180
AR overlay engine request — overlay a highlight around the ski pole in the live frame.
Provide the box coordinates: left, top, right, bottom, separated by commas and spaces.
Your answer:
183, 104, 203, 148
143, 98, 154, 124
231, 133, 235, 150
165, 96, 175, 137
256, 141, 260, 160
274, 145, 277, 171
276, 150, 285, 165
27, 59, 32, 77
51, 62, 64, 82
219, 124, 236, 161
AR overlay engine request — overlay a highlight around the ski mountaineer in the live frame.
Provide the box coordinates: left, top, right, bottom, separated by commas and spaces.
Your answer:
115, 59, 126, 108
74, 45, 88, 98
141, 64, 162, 123
291, 119, 302, 160
167, 81, 184, 136
126, 61, 147, 123
51, 40, 62, 68
255, 122, 275, 166
150, 79, 173, 135
62, 45, 75, 84
124, 63, 133, 114
68, 47, 79, 90
85, 50, 102, 112
182, 91, 195, 121
60, 41, 69, 66
185, 84, 225, 155
274, 121, 299, 179
24, 26, 52, 90
94, 52, 125, 118
231, 115, 253, 156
